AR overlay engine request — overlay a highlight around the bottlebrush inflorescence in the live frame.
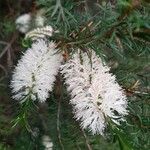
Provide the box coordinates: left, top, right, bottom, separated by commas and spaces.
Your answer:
11, 27, 128, 135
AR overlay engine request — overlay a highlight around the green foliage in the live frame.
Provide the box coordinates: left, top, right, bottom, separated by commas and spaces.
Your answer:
0, 0, 150, 149
35, 0, 150, 149
0, 19, 15, 39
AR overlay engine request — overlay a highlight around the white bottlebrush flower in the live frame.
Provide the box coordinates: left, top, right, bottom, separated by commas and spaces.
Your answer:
25, 26, 54, 40
42, 135, 53, 150
15, 13, 31, 33
61, 50, 128, 135
11, 39, 63, 102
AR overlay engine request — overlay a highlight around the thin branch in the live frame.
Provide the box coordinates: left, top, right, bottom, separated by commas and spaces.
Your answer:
81, 129, 93, 150
0, 32, 18, 59
133, 37, 150, 45
56, 74, 64, 150
0, 41, 8, 45
134, 91, 149, 95
0, 64, 8, 76
57, 96, 64, 150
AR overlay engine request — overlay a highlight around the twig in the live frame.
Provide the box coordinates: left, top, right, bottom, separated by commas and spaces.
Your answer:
57, 98, 64, 150
81, 129, 93, 150
129, 80, 140, 90
0, 32, 18, 59
7, 47, 13, 70
0, 32, 18, 71
0, 64, 8, 76
126, 88, 149, 96
6, 0, 14, 14
56, 74, 64, 150
115, 36, 123, 51
0, 41, 8, 45
134, 91, 149, 95
38, 103, 49, 132
133, 37, 150, 45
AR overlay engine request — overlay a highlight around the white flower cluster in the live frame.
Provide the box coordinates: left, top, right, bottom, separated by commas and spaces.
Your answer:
42, 135, 53, 150
15, 12, 45, 34
11, 29, 128, 134
16, 13, 31, 33
11, 39, 62, 102
61, 50, 128, 134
